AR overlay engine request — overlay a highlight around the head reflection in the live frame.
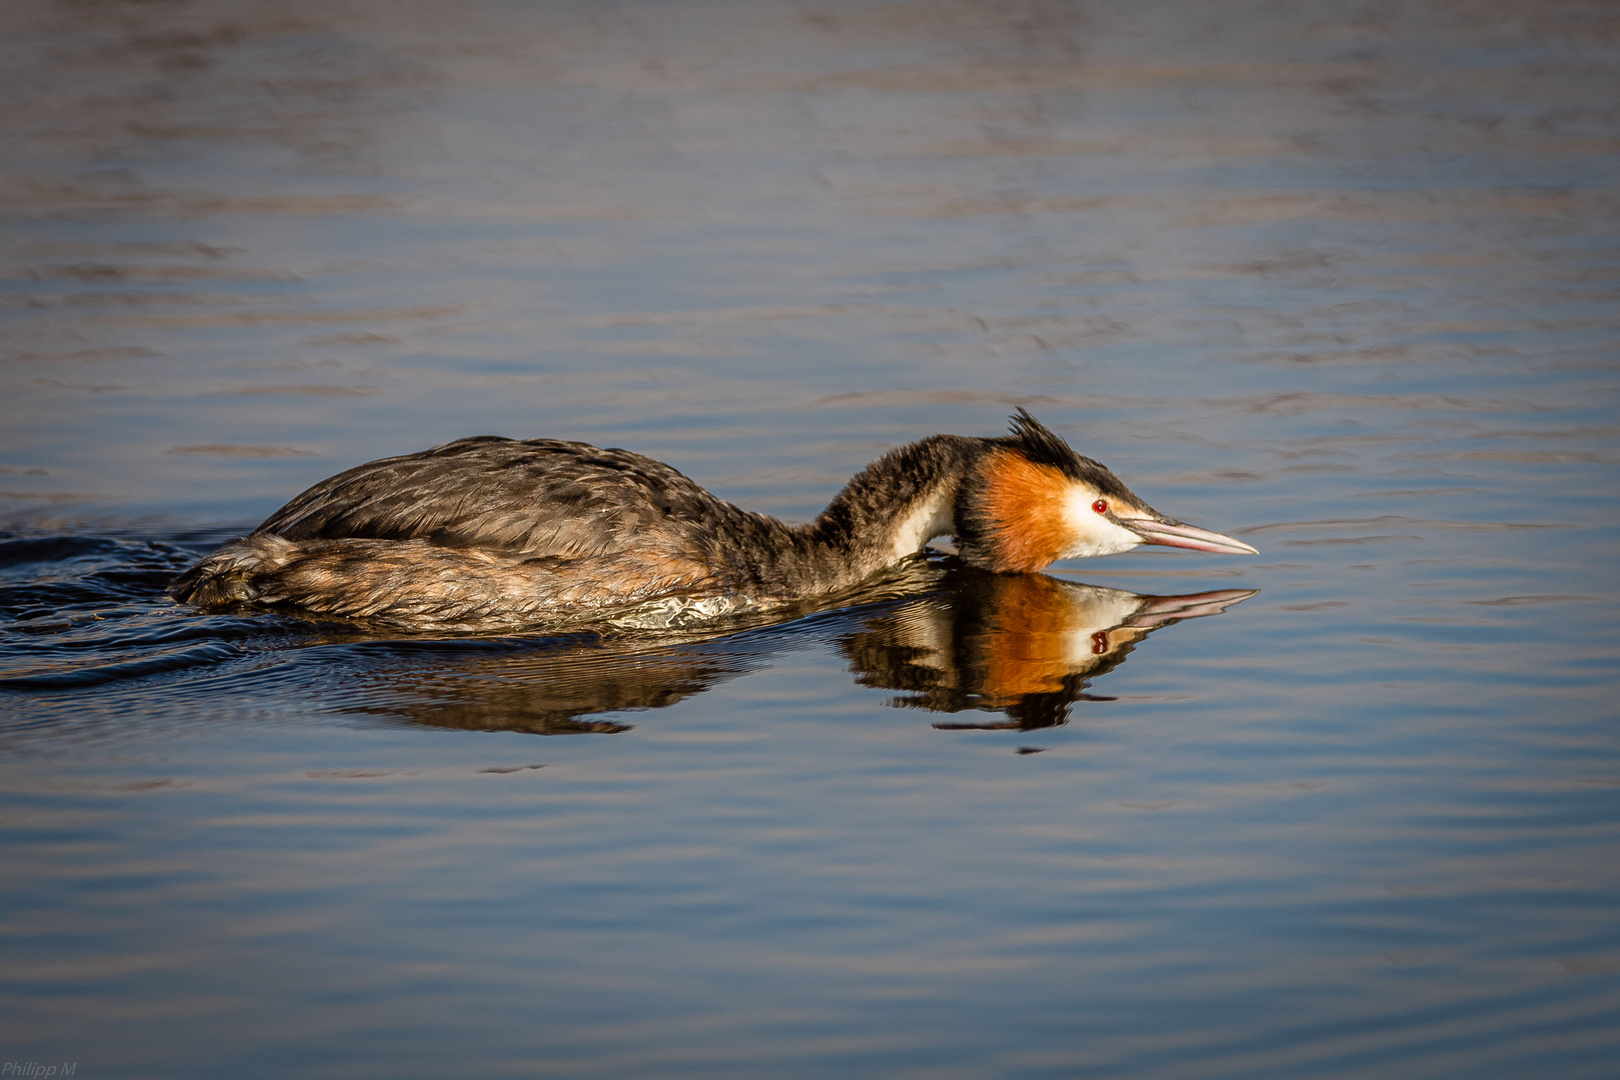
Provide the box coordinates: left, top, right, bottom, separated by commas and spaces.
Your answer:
841, 570, 1254, 732
334, 565, 1253, 736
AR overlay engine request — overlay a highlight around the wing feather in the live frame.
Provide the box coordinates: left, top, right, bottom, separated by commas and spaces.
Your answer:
256, 437, 716, 558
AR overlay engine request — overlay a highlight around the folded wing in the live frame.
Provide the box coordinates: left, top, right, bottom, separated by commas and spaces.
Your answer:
256, 437, 717, 560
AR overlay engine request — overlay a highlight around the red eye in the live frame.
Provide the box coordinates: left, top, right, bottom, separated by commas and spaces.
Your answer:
1092, 500, 1109, 515
1091, 631, 1108, 654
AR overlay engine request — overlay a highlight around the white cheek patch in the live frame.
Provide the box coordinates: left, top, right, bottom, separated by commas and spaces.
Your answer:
1061, 488, 1146, 559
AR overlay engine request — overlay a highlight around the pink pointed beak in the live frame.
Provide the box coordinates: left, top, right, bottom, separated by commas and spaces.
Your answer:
1126, 517, 1258, 555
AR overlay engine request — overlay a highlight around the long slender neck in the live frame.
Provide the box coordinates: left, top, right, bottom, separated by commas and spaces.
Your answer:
798, 434, 987, 583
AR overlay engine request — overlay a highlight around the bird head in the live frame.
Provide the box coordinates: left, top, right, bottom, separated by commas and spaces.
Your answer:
954, 410, 1258, 573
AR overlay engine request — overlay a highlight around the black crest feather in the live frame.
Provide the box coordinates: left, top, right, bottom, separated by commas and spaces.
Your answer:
1004, 408, 1137, 501
1007, 408, 1084, 474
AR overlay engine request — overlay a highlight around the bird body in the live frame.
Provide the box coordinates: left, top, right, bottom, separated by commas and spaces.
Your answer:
170, 411, 1256, 631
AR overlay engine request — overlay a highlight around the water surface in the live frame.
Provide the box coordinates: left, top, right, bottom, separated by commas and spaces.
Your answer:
3, 1, 1619, 1076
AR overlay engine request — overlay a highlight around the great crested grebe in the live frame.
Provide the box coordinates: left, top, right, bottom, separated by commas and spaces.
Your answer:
169, 410, 1257, 631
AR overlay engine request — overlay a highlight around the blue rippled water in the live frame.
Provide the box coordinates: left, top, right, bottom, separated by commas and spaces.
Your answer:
3, 0, 1619, 1077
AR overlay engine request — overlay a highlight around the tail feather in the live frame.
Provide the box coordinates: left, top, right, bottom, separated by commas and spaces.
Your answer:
168, 534, 297, 607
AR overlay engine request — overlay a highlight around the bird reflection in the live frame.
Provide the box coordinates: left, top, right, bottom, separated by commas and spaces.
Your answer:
328, 562, 1253, 736
841, 569, 1254, 731
334, 634, 764, 735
